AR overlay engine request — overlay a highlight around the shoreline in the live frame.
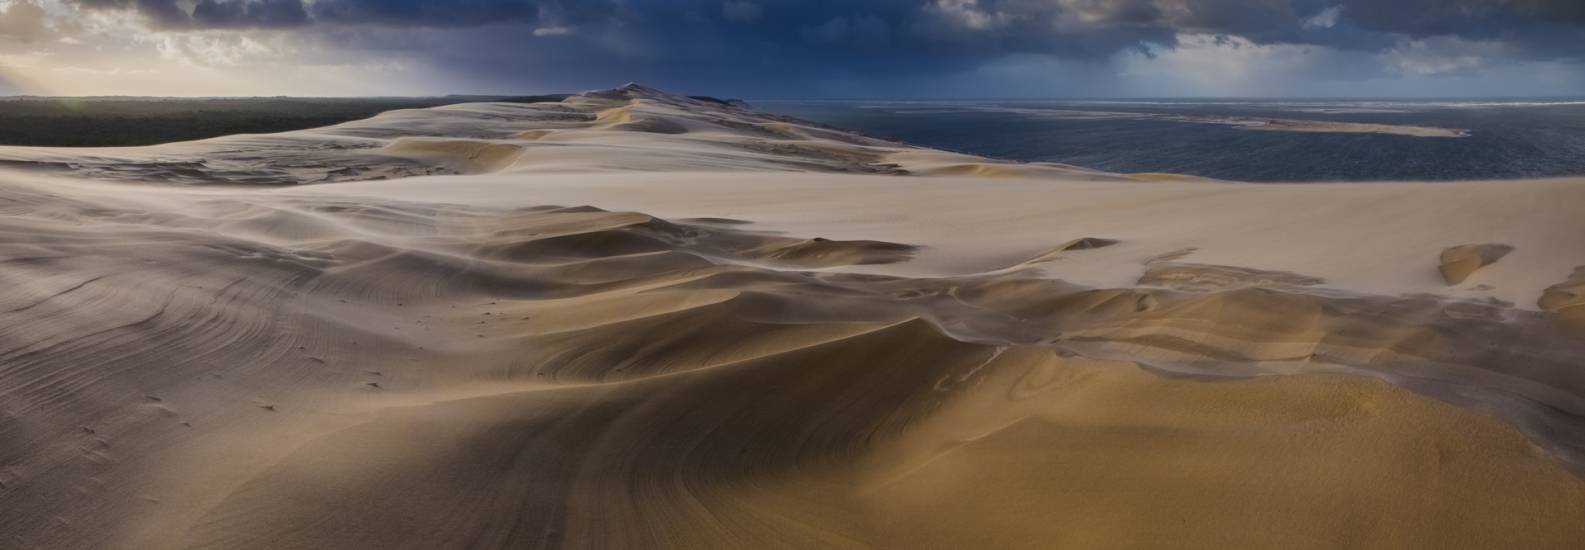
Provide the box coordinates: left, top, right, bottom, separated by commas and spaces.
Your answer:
1245, 116, 1469, 137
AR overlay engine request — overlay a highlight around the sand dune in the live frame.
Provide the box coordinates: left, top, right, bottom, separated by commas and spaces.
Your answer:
1439, 243, 1515, 285
382, 138, 526, 174
1, 84, 1584, 549
1024, 237, 1120, 261
939, 105, 1471, 137
1247, 117, 1470, 137
1543, 267, 1585, 332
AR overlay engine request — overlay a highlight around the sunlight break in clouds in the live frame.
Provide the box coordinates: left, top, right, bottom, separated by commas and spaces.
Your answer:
0, 0, 1582, 97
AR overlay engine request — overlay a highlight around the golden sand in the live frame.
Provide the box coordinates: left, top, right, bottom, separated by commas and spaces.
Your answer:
0, 85, 1582, 549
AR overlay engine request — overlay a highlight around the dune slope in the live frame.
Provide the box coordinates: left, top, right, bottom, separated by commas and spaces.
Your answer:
1, 85, 1583, 549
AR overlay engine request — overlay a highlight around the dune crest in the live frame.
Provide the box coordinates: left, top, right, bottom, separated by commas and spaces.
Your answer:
1541, 266, 1585, 331
1140, 262, 1326, 291
1439, 243, 1515, 285
383, 138, 526, 173
1, 85, 1584, 549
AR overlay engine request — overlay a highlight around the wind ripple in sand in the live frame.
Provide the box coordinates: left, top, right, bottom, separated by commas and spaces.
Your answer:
1542, 266, 1585, 331
1, 192, 1583, 549
1, 85, 1584, 549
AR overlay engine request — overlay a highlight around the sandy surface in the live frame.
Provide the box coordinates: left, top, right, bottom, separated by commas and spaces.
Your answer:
940, 105, 1470, 137
1247, 117, 1469, 137
1, 85, 1582, 549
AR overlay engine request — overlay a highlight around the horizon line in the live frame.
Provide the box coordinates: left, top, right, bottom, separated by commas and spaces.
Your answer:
4, 93, 1585, 102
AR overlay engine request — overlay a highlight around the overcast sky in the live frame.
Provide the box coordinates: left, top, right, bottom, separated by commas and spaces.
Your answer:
1, 0, 1583, 97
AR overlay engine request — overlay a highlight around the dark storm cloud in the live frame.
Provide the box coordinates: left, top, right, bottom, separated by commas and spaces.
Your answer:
308, 0, 622, 27
73, 0, 308, 28
54, 0, 1585, 96
192, 0, 310, 28
74, 0, 191, 28
63, 0, 1585, 57
1326, 0, 1585, 58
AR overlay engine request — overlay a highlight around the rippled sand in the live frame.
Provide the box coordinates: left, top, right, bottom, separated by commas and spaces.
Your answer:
1, 85, 1582, 549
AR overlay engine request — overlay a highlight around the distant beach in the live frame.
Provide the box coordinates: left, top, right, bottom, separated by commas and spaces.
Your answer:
762, 98, 1585, 182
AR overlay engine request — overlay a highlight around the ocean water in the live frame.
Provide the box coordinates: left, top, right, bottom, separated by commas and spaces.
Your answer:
757, 98, 1585, 182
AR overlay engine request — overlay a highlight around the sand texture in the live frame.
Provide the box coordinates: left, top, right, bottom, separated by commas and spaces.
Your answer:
1247, 117, 1470, 137
1, 85, 1583, 549
954, 106, 1470, 137
1439, 243, 1516, 285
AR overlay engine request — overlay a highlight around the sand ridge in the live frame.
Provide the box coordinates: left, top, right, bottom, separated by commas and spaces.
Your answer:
1542, 266, 1585, 331
915, 104, 1472, 137
1439, 243, 1515, 285
1, 85, 1584, 549
0, 84, 1126, 185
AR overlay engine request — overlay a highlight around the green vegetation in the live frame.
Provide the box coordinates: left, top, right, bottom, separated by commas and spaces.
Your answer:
0, 96, 566, 147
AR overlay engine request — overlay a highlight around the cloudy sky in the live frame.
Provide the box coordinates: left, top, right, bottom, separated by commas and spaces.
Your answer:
0, 0, 1582, 97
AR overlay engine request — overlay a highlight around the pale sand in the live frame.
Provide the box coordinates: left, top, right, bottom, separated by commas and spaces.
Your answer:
1439, 243, 1516, 285
0, 84, 1582, 549
1246, 117, 1470, 137
960, 106, 1469, 137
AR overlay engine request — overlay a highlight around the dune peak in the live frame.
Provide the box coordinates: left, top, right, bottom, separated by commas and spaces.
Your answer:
1439, 243, 1515, 285
1, 81, 1585, 550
